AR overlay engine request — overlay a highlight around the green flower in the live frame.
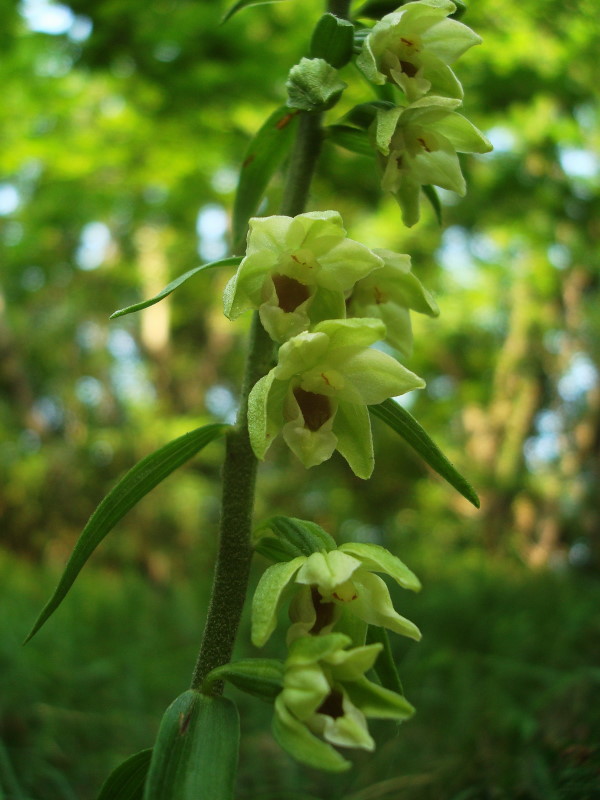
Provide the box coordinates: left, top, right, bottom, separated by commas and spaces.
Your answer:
247, 317, 425, 478
357, 0, 481, 102
223, 211, 383, 342
252, 542, 421, 648
375, 97, 492, 226
273, 633, 414, 771
347, 248, 439, 357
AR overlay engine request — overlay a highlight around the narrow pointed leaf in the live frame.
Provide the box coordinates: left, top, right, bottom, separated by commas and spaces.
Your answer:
96, 749, 152, 800
369, 399, 480, 508
203, 658, 284, 700
222, 0, 291, 24
25, 424, 228, 642
232, 106, 299, 248
144, 691, 239, 800
327, 125, 374, 157
366, 626, 403, 696
110, 258, 242, 319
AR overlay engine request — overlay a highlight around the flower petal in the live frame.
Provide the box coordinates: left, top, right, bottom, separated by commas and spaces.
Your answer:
295, 550, 362, 594
350, 571, 422, 640
338, 542, 421, 591
251, 556, 306, 647
344, 676, 415, 720
341, 348, 425, 404
273, 695, 351, 772
333, 401, 375, 480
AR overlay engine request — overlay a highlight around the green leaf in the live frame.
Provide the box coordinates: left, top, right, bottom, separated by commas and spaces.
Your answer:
365, 626, 403, 695
25, 424, 228, 642
369, 399, 480, 508
96, 749, 152, 800
203, 658, 284, 700
327, 124, 374, 157
355, 0, 403, 19
221, 0, 291, 24
232, 106, 299, 248
422, 184, 443, 226
144, 691, 239, 800
110, 258, 242, 319
310, 13, 355, 69
254, 516, 337, 558
286, 58, 347, 112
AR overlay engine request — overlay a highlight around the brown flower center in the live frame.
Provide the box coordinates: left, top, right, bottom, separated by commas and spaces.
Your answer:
400, 59, 418, 78
309, 586, 336, 634
317, 688, 344, 719
293, 387, 331, 431
272, 273, 310, 313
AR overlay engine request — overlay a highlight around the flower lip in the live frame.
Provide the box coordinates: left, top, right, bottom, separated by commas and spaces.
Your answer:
272, 273, 311, 313
317, 688, 345, 719
293, 387, 332, 432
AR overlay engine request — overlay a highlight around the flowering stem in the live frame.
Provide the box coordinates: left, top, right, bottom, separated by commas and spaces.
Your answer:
191, 98, 325, 695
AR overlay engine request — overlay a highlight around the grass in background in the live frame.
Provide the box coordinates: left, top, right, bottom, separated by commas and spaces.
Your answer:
1, 550, 599, 800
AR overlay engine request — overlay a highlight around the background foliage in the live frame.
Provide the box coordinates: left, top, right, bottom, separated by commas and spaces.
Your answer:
1, 0, 599, 797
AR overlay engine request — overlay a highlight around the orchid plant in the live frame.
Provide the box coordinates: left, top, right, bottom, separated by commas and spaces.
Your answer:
26, 1, 488, 797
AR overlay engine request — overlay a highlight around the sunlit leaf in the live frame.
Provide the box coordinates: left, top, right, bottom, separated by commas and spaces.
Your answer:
110, 258, 242, 319
222, 0, 292, 24
369, 399, 480, 508
232, 106, 299, 248
96, 749, 152, 800
310, 13, 354, 69
144, 691, 239, 800
327, 124, 374, 157
25, 424, 228, 642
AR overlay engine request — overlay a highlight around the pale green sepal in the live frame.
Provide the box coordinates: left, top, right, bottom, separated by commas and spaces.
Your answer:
433, 112, 493, 154
295, 551, 361, 593
333, 401, 374, 480
351, 571, 422, 641
313, 317, 386, 351
396, 176, 422, 228
283, 663, 331, 721
371, 249, 440, 317
247, 371, 287, 461
375, 107, 403, 156
287, 632, 352, 667
344, 676, 415, 720
286, 58, 347, 112
251, 557, 306, 647
338, 542, 421, 591
324, 642, 383, 681
272, 696, 351, 773
341, 349, 425, 404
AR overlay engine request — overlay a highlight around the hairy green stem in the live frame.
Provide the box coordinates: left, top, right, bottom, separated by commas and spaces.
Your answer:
191, 106, 324, 692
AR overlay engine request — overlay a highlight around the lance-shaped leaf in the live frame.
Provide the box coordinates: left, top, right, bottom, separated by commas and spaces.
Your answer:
110, 257, 242, 319
365, 625, 403, 695
96, 749, 152, 800
203, 658, 284, 700
232, 106, 299, 249
144, 691, 239, 800
222, 0, 292, 24
327, 125, 374, 157
369, 398, 479, 507
253, 515, 337, 560
25, 424, 228, 642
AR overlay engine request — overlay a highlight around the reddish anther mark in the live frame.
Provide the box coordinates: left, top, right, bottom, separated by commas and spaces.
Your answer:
179, 711, 192, 735
374, 286, 385, 305
320, 373, 331, 386
400, 38, 414, 46
417, 137, 431, 152
275, 111, 297, 130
